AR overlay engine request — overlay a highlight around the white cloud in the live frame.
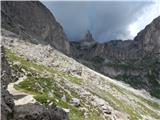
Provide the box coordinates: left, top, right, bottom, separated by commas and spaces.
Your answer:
128, 0, 160, 39
42, 1, 159, 42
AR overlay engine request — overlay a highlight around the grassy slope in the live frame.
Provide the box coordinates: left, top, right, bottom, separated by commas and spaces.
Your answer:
5, 48, 105, 120
5, 48, 160, 120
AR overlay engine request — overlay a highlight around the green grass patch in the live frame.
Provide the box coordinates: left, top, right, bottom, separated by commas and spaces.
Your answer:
5, 48, 46, 72
88, 86, 142, 120
14, 76, 104, 120
5, 48, 83, 85
104, 79, 160, 111
87, 80, 160, 120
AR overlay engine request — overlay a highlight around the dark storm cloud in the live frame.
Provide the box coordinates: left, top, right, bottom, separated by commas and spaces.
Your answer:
42, 1, 153, 42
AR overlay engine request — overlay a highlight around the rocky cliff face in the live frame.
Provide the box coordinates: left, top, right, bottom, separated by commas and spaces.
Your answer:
70, 31, 97, 59
81, 30, 96, 44
135, 16, 160, 54
1, 1, 70, 54
70, 16, 160, 98
71, 16, 160, 60
1, 46, 15, 120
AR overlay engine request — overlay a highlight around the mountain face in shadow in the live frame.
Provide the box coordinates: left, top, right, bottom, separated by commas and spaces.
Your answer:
1, 1, 70, 55
70, 16, 160, 98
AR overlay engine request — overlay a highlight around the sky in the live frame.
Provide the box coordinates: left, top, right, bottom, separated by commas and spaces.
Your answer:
42, 0, 160, 42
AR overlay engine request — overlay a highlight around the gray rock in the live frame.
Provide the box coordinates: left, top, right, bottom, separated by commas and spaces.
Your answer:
70, 98, 80, 107
1, 46, 15, 120
81, 30, 97, 49
135, 16, 160, 53
62, 108, 70, 113
13, 61, 21, 66
61, 94, 67, 102
102, 106, 111, 114
1, 87, 15, 120
14, 103, 69, 120
26, 55, 33, 61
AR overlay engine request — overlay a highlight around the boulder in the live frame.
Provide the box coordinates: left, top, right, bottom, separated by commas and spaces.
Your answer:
62, 108, 70, 113
102, 106, 111, 114
14, 103, 69, 120
26, 55, 33, 61
13, 61, 21, 66
61, 94, 66, 102
1, 87, 15, 120
70, 98, 80, 107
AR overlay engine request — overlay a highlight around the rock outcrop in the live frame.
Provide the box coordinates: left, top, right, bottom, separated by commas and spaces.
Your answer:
80, 31, 97, 49
1, 46, 15, 120
70, 30, 97, 59
1, 1, 70, 54
14, 103, 68, 120
135, 16, 160, 54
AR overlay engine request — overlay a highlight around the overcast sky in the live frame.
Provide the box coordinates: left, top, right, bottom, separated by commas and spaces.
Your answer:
42, 0, 160, 42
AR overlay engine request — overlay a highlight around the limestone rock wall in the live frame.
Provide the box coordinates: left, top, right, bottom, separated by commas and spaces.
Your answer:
1, 1, 70, 54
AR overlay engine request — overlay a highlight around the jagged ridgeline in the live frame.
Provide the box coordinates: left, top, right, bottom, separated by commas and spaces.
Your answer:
1, 1, 160, 120
70, 16, 160, 99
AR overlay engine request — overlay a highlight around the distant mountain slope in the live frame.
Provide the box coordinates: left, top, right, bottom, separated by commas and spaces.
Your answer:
70, 16, 160, 98
1, 1, 70, 54
71, 16, 160, 61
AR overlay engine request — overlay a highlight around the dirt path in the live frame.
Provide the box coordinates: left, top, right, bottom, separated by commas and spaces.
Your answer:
7, 76, 36, 105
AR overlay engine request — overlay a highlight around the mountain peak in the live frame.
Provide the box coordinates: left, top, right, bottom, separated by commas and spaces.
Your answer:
134, 16, 160, 53
81, 30, 95, 42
